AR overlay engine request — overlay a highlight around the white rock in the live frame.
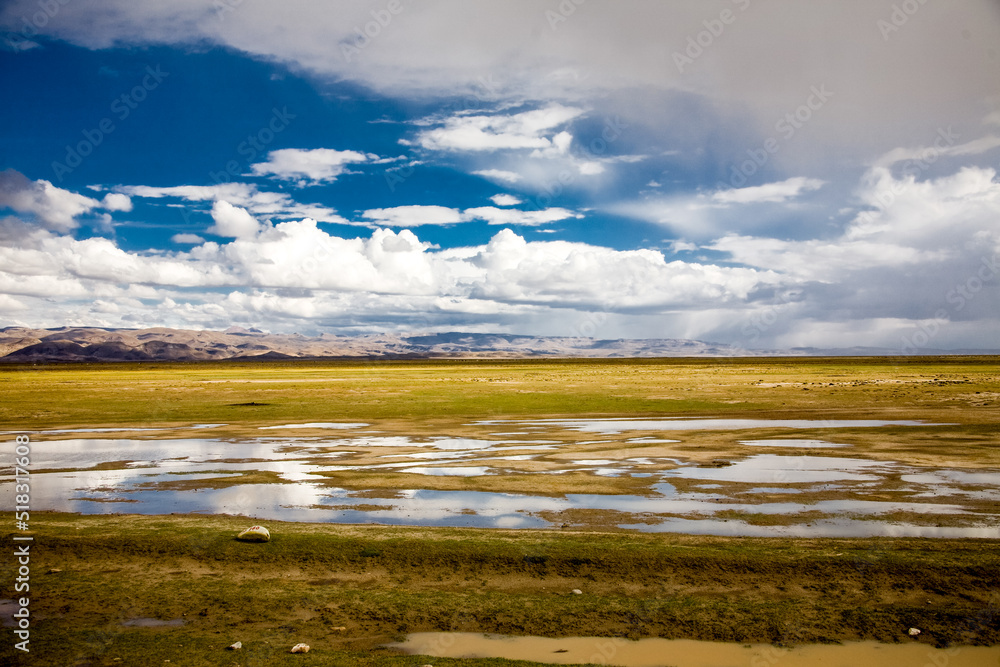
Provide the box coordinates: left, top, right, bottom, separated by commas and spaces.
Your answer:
571, 589, 583, 595
236, 525, 270, 542
290, 643, 310, 653
909, 628, 921, 636
228, 641, 242, 650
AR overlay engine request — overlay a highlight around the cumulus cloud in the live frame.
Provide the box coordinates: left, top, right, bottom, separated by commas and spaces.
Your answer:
362, 205, 465, 227
715, 166, 1000, 279
0, 212, 777, 334
463, 206, 582, 227
0, 169, 103, 232
409, 105, 584, 152
490, 194, 522, 206
171, 233, 205, 244
208, 201, 263, 238
101, 192, 133, 212
705, 163, 1000, 348
361, 204, 582, 228
249, 148, 372, 185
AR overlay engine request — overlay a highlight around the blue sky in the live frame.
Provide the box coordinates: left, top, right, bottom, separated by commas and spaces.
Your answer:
1, 0, 999, 350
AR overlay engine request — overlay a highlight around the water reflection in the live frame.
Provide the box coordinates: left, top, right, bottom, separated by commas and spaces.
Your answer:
1, 416, 996, 539
480, 417, 935, 434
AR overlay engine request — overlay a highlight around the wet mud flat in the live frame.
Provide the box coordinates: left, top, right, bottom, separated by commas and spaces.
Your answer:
8, 415, 999, 537
2, 513, 999, 667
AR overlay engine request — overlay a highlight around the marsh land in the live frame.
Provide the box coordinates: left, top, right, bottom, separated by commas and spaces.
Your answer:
1, 357, 998, 665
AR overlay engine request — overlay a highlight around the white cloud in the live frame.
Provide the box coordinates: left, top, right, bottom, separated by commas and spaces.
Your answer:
610, 176, 825, 239
3, 0, 998, 176
249, 148, 372, 185
463, 206, 582, 227
361, 205, 582, 228
171, 233, 205, 244
0, 169, 102, 232
362, 205, 465, 227
116, 182, 350, 225
208, 201, 263, 238
871, 133, 1000, 169
490, 194, 522, 206
411, 105, 584, 152
711, 167, 1000, 281
474, 169, 523, 185
712, 177, 825, 205
0, 213, 777, 335
101, 192, 133, 212
467, 229, 772, 309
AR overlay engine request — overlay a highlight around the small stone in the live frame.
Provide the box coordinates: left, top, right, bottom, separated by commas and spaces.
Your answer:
909, 627, 921, 636
290, 643, 310, 653
47, 568, 63, 574
236, 525, 270, 542
331, 626, 347, 631
228, 641, 242, 650
571, 589, 583, 595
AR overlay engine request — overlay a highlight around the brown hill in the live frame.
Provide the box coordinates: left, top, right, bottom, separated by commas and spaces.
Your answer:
0, 326, 755, 361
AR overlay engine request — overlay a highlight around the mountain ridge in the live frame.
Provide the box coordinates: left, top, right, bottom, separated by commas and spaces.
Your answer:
0, 327, 996, 361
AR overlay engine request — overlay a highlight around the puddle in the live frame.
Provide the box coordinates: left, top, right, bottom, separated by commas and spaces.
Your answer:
740, 439, 851, 448
390, 632, 1000, 667
665, 454, 891, 483
904, 470, 1000, 485
3, 416, 997, 538
398, 466, 493, 477
482, 417, 935, 434
258, 422, 368, 430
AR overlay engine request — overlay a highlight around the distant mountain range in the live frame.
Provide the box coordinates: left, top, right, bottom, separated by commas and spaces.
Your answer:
0, 327, 995, 362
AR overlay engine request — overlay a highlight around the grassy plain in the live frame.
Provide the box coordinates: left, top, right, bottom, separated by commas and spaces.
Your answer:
0, 355, 997, 431
3, 514, 999, 666
2, 356, 999, 665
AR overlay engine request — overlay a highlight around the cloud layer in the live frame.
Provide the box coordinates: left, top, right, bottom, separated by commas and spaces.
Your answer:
1, 2, 998, 350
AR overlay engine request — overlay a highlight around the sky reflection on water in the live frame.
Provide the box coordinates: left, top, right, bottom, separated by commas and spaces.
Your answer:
2, 417, 996, 538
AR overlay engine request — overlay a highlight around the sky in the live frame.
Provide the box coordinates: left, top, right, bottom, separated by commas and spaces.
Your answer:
1, 0, 999, 351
